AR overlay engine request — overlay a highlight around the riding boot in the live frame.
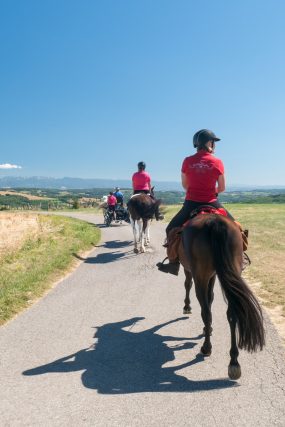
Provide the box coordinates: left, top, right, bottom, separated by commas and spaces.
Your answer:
156, 258, 180, 276
235, 223, 251, 270
157, 227, 182, 275
155, 212, 164, 221
234, 221, 249, 251
154, 206, 164, 221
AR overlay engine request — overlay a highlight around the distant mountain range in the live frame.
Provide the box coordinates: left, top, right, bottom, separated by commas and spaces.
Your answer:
0, 176, 284, 192
0, 176, 183, 191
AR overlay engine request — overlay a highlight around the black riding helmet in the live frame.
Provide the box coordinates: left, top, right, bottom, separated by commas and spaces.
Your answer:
138, 161, 146, 170
193, 129, 221, 149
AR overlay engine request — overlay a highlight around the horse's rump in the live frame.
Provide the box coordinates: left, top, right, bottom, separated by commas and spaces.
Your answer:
182, 214, 265, 352
182, 214, 243, 272
127, 194, 161, 221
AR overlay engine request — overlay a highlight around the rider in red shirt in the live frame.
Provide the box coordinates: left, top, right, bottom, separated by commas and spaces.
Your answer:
132, 162, 151, 194
131, 161, 163, 220
107, 192, 117, 219
157, 129, 234, 275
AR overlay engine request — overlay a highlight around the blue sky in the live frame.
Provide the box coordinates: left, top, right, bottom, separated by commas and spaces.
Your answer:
0, 0, 285, 186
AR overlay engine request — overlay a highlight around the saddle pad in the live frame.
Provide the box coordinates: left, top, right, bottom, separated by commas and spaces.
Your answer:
183, 205, 228, 228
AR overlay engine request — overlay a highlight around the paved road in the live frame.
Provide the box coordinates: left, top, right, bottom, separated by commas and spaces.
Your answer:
1, 213, 285, 427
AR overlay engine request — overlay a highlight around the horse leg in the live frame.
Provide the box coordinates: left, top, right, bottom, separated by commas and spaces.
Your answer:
202, 275, 215, 336
195, 279, 212, 356
144, 219, 150, 246
183, 269, 193, 314
137, 219, 145, 252
227, 306, 241, 380
131, 219, 139, 253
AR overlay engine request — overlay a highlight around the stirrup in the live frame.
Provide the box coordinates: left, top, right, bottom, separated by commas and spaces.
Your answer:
157, 257, 169, 265
156, 258, 180, 276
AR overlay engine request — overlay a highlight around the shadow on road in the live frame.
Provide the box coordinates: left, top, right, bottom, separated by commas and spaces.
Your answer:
73, 253, 136, 265
23, 317, 237, 394
73, 240, 135, 264
97, 240, 133, 249
95, 222, 129, 229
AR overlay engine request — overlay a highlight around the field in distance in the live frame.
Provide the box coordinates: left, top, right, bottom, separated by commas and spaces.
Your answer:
1, 187, 285, 210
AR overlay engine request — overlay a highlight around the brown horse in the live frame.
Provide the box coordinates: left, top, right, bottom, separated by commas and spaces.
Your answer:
175, 213, 265, 380
127, 189, 161, 253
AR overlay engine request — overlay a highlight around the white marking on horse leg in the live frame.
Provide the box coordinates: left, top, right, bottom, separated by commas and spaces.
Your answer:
130, 218, 139, 253
137, 219, 145, 252
145, 220, 151, 245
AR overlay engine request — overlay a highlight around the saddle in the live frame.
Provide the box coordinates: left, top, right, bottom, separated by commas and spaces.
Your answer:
166, 206, 249, 264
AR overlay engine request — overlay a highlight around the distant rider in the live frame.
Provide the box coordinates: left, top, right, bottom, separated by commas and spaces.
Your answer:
132, 161, 151, 194
132, 161, 163, 220
113, 187, 124, 206
107, 191, 117, 220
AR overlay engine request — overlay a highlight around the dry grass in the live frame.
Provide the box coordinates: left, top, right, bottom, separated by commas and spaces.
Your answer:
0, 213, 43, 256
229, 204, 285, 311
0, 213, 100, 324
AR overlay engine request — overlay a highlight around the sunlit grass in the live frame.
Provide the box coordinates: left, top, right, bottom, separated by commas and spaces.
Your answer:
0, 215, 100, 324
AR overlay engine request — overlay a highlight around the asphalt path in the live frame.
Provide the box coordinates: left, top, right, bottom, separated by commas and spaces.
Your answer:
1, 213, 285, 427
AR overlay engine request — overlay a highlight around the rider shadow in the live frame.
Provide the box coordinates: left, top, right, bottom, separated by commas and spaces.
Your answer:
23, 317, 237, 394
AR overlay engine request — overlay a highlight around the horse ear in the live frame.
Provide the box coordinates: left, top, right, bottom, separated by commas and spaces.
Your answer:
151, 186, 154, 191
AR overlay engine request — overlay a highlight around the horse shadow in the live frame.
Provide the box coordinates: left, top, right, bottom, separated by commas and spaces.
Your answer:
23, 317, 237, 394
98, 240, 133, 249
72, 240, 134, 264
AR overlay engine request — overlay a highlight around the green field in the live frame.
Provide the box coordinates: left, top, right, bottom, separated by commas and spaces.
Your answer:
1, 187, 285, 211
0, 215, 100, 324
162, 203, 285, 316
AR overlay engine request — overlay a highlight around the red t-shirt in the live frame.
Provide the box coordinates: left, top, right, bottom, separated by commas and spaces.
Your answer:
107, 195, 117, 206
181, 150, 224, 202
132, 171, 151, 191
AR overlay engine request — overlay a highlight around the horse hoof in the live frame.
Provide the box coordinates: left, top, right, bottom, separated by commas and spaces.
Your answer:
134, 248, 139, 254
200, 346, 211, 357
140, 248, 146, 253
183, 308, 192, 314
228, 364, 241, 380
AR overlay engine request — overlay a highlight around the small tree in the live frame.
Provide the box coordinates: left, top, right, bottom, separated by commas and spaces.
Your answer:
72, 198, 80, 209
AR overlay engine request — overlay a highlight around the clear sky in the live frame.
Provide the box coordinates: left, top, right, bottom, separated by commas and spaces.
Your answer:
1, 0, 285, 186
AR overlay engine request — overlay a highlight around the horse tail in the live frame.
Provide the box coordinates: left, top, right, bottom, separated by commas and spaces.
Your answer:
209, 219, 265, 352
